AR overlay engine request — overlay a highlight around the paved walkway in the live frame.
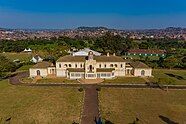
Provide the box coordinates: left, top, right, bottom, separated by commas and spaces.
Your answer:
81, 85, 100, 124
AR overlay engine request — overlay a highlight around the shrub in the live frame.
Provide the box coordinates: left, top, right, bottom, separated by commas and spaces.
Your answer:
78, 88, 83, 92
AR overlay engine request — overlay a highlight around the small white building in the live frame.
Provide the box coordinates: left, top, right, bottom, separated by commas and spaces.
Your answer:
72, 48, 101, 56
130, 61, 152, 77
29, 61, 56, 78
30, 55, 43, 63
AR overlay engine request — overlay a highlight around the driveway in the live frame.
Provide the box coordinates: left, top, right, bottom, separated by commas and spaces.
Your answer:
81, 85, 100, 124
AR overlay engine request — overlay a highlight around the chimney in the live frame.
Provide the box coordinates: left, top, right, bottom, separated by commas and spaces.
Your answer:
113, 53, 116, 56
107, 52, 110, 57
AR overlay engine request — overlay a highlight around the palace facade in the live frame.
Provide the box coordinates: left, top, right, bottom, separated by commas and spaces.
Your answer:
29, 49, 152, 79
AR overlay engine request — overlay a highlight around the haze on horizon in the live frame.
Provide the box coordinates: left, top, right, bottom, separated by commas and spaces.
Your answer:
0, 0, 186, 29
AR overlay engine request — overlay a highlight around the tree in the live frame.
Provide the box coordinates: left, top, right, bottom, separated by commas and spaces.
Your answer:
162, 56, 179, 69
0, 55, 17, 73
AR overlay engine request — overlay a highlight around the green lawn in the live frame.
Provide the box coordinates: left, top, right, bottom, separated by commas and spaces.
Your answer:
36, 78, 80, 84
0, 52, 33, 61
99, 88, 186, 124
149, 69, 186, 85
0, 80, 83, 124
102, 77, 146, 84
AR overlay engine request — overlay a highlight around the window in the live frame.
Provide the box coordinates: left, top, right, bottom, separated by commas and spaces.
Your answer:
75, 64, 77, 68
88, 74, 95, 77
59, 64, 61, 68
98, 74, 100, 77
110, 64, 113, 68
64, 64, 67, 67
121, 64, 123, 68
101, 73, 107, 77
99, 64, 101, 68
112, 72, 114, 76
107, 73, 111, 77
69, 64, 72, 67
104, 64, 106, 68
71, 73, 75, 77
75, 73, 81, 77
80, 64, 83, 68
115, 64, 118, 68
81, 74, 85, 78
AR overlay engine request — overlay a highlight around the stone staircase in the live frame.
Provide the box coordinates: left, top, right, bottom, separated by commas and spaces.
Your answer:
78, 78, 104, 84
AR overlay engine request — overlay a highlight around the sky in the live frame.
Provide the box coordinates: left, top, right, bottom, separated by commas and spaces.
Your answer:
0, 0, 186, 29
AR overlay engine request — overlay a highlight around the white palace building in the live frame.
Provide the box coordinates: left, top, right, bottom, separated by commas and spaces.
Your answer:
29, 48, 152, 79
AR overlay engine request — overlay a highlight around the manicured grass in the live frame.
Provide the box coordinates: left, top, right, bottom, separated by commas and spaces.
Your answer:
99, 88, 186, 124
102, 77, 146, 84
36, 78, 80, 84
149, 69, 186, 85
0, 52, 33, 61
0, 80, 83, 124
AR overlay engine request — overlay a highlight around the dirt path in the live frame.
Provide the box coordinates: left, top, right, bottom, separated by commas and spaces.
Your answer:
81, 85, 100, 124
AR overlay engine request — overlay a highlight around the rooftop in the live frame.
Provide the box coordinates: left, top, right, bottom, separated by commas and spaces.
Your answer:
57, 55, 126, 62
130, 61, 150, 69
128, 49, 166, 54
31, 61, 54, 69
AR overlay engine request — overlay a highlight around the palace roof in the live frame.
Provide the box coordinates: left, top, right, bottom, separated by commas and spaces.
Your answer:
57, 55, 126, 62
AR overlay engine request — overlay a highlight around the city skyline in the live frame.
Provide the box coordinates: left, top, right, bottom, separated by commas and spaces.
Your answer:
0, 0, 186, 29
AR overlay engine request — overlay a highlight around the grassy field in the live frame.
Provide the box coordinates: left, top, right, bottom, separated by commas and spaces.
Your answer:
99, 88, 186, 124
0, 52, 33, 61
102, 77, 146, 84
36, 78, 80, 84
0, 80, 83, 124
149, 69, 186, 85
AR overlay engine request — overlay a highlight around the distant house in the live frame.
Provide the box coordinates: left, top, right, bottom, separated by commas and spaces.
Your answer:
127, 49, 166, 57
30, 55, 43, 63
23, 48, 32, 53
29, 61, 55, 78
